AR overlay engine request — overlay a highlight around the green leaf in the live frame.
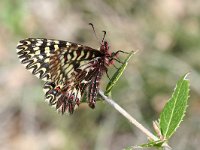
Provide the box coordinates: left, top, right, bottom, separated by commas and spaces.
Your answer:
123, 140, 166, 150
159, 74, 190, 139
140, 140, 165, 148
105, 51, 134, 95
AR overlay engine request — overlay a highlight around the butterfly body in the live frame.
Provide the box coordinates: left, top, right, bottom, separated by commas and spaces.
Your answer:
17, 38, 115, 114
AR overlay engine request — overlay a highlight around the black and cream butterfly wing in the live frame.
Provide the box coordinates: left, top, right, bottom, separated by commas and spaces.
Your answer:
17, 38, 102, 82
17, 38, 104, 114
17, 38, 61, 81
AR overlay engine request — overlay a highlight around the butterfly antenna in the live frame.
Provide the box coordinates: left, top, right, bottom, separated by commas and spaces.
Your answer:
89, 23, 101, 45
102, 30, 106, 43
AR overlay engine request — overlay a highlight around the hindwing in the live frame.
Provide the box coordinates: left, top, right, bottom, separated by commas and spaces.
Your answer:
17, 38, 104, 114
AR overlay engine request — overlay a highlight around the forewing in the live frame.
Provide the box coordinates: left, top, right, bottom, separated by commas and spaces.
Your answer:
16, 38, 80, 81
48, 44, 102, 85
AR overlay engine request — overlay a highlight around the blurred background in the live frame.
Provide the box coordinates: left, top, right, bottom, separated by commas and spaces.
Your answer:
0, 0, 200, 150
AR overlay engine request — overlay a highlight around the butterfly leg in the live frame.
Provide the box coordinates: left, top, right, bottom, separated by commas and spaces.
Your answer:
105, 68, 111, 80
113, 64, 119, 70
110, 50, 130, 64
114, 50, 130, 55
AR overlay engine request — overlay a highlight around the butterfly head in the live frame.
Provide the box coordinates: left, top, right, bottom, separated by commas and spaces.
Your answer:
88, 23, 122, 66
100, 41, 109, 53
100, 41, 116, 66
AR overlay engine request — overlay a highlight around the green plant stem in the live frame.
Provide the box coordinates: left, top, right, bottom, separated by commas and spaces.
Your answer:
99, 90, 159, 141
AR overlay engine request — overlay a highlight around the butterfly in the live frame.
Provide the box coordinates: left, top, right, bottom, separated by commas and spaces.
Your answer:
16, 24, 125, 114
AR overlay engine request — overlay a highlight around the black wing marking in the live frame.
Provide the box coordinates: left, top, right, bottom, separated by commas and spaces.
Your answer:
16, 38, 102, 82
17, 38, 105, 114
17, 38, 72, 81
43, 56, 105, 114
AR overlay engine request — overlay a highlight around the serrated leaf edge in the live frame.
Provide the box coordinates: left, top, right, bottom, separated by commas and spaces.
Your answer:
160, 74, 190, 139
